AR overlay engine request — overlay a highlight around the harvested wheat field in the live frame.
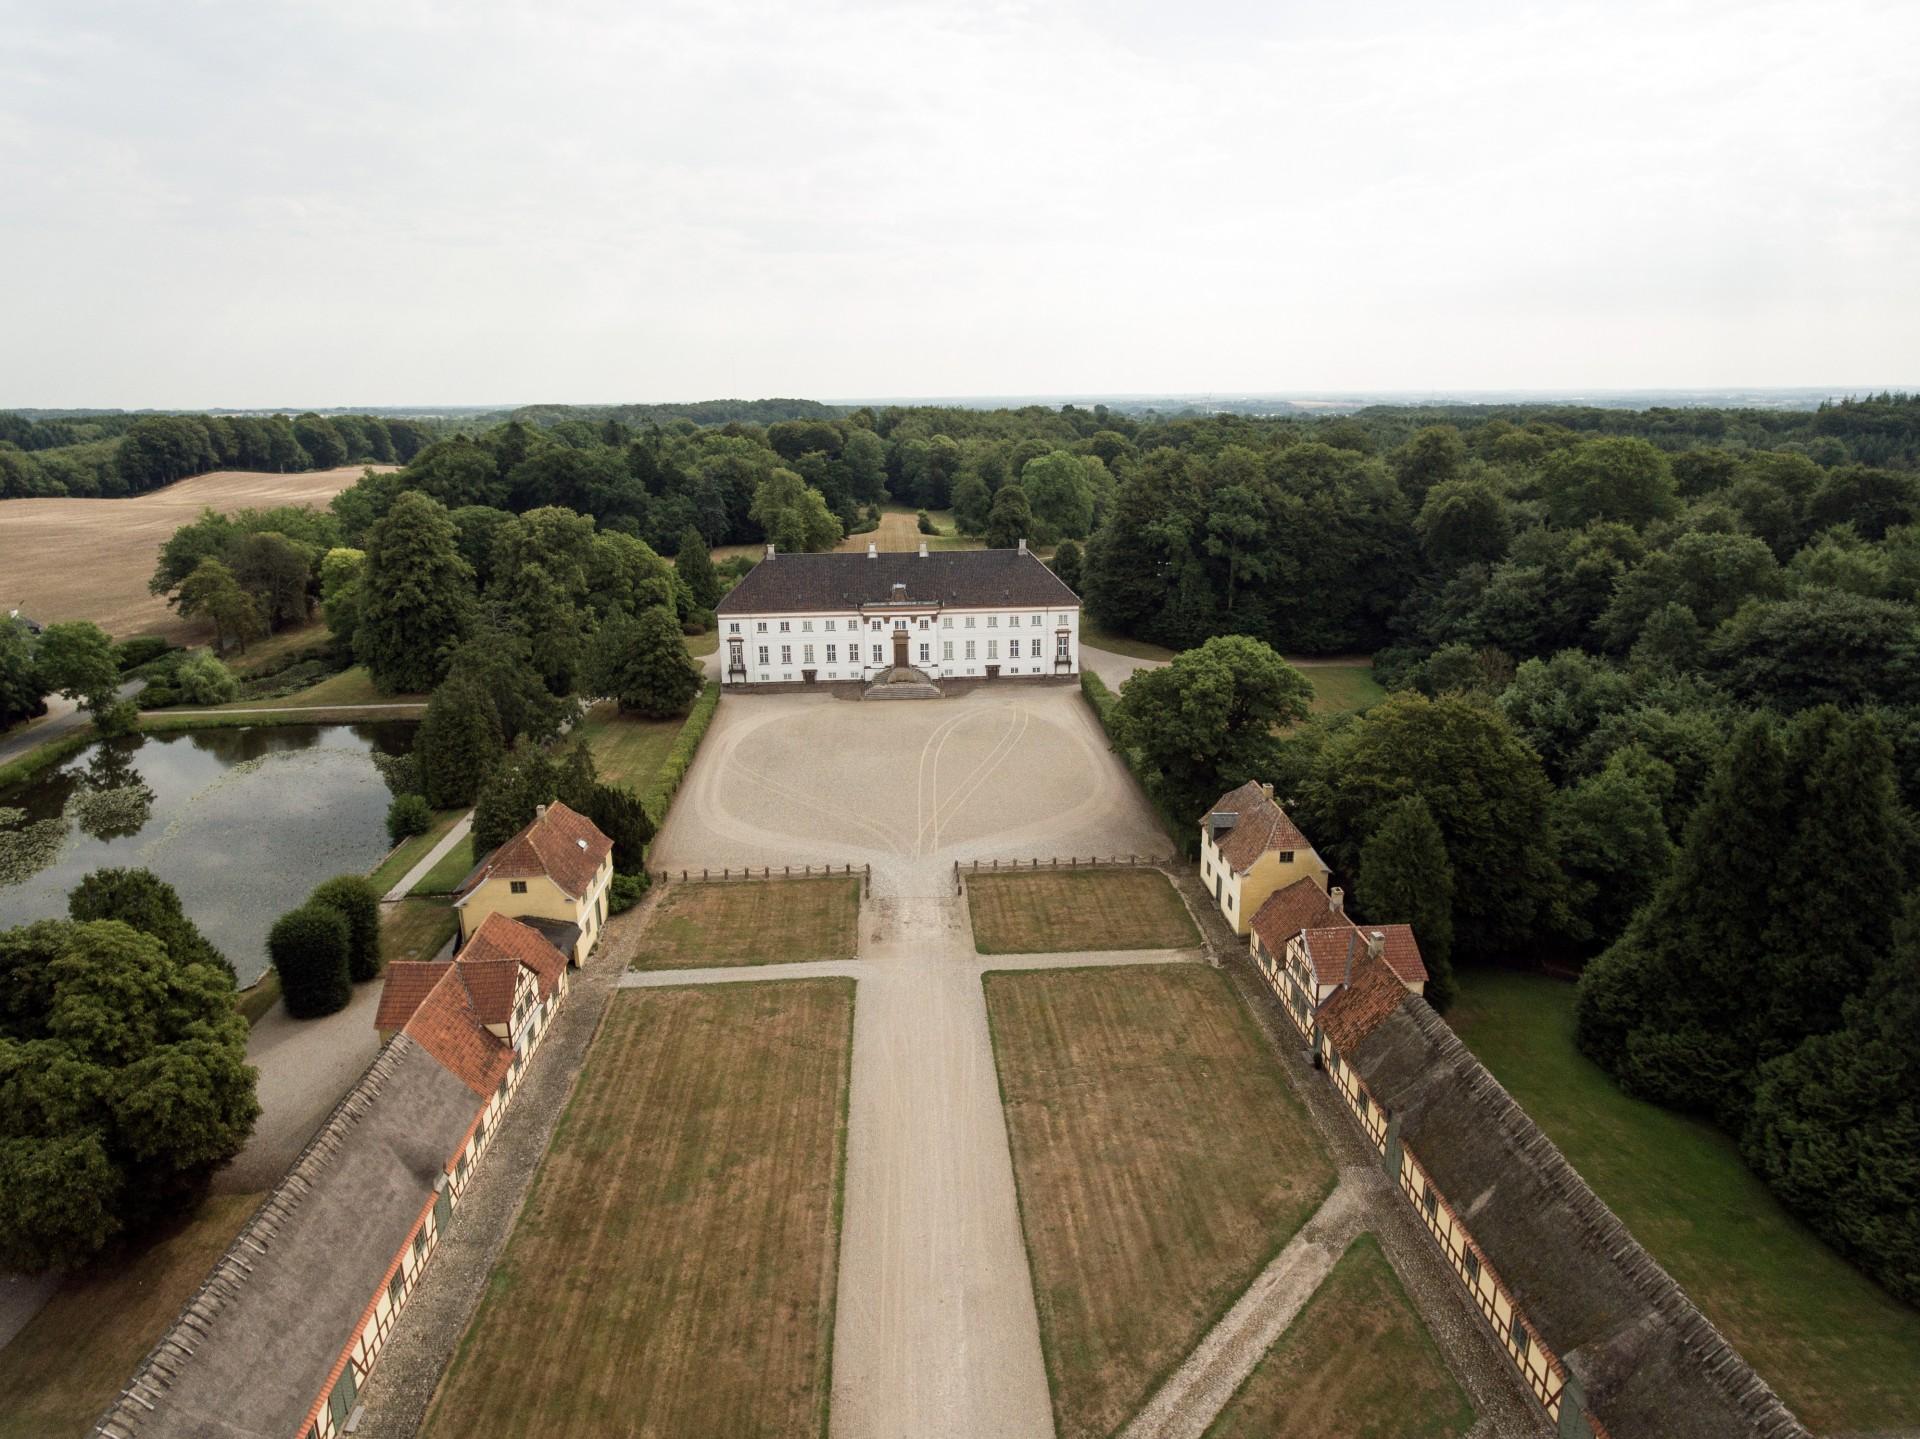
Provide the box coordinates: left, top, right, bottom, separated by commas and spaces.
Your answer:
985, 963, 1335, 1439
0, 466, 388, 640
420, 979, 856, 1439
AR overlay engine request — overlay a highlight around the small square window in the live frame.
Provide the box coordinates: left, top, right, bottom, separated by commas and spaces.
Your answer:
509, 880, 528, 894
1277, 850, 1293, 863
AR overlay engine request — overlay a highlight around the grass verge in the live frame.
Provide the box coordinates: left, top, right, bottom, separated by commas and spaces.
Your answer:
574, 701, 682, 790
411, 836, 475, 896
985, 964, 1336, 1439
366, 808, 466, 895
967, 869, 1200, 953
420, 979, 855, 1439
1203, 1234, 1475, 1439
1449, 969, 1920, 1432
0, 1193, 263, 1439
0, 727, 92, 792
381, 898, 457, 965
631, 878, 861, 970
683, 628, 719, 658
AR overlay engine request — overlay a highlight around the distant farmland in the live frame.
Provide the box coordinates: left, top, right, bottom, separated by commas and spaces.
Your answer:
0, 466, 384, 640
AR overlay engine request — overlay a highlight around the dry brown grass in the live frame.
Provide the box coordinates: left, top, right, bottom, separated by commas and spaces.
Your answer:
420, 979, 855, 1439
0, 467, 386, 640
985, 963, 1335, 1439
968, 869, 1200, 953
1204, 1234, 1475, 1439
0, 1192, 263, 1439
632, 878, 861, 970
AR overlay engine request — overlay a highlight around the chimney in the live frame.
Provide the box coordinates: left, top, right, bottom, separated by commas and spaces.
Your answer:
1366, 930, 1386, 962
1259, 782, 1274, 801
535, 803, 548, 822
1330, 885, 1344, 915
867, 541, 878, 559
1017, 537, 1027, 553
918, 540, 928, 558
764, 543, 776, 560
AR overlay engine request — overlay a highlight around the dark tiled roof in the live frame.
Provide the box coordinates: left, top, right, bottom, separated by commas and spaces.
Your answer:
515, 914, 583, 965
95, 1038, 482, 1439
464, 911, 570, 997
456, 800, 611, 903
715, 547, 1079, 615
1340, 1001, 1810, 1439
1203, 780, 1314, 875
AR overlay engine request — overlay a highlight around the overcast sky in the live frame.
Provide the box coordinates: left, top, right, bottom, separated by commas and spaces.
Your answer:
2, 0, 1916, 408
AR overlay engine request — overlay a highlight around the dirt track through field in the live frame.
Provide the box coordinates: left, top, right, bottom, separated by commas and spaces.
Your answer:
0, 466, 388, 640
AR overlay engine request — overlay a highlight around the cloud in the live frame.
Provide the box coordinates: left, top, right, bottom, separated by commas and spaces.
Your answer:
0, 0, 1915, 404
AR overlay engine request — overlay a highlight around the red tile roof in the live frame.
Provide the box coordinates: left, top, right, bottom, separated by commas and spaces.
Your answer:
1250, 878, 1343, 957
1299, 922, 1428, 988
456, 800, 612, 902
374, 962, 452, 1032
1202, 781, 1313, 875
1317, 949, 1415, 1054
401, 967, 512, 1097
461, 911, 569, 1000
455, 959, 522, 1028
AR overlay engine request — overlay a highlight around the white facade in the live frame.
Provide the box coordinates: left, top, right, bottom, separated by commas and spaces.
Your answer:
722, 599, 1081, 685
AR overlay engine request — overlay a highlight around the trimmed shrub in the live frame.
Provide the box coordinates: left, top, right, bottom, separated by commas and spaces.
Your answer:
114, 636, 172, 671
608, 871, 650, 914
268, 904, 352, 1018
387, 793, 432, 844
309, 874, 384, 981
917, 510, 936, 535
641, 681, 721, 825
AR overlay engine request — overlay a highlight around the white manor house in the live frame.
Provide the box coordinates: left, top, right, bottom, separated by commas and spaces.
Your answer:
715, 540, 1082, 686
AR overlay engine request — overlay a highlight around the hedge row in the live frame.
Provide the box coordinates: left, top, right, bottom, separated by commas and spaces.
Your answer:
1079, 671, 1196, 856
640, 680, 721, 827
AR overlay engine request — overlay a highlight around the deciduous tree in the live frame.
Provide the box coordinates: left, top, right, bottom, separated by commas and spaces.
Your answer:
356, 492, 474, 693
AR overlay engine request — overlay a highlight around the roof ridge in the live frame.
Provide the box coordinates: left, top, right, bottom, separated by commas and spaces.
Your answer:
1392, 1000, 1810, 1437
91, 1037, 425, 1438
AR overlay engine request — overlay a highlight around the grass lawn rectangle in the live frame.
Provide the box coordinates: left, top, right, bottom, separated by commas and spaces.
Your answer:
366, 806, 465, 894
411, 835, 475, 895
985, 964, 1336, 1439
0, 1192, 263, 1439
1448, 969, 1920, 1433
632, 878, 861, 970
420, 979, 856, 1439
968, 869, 1200, 954
574, 700, 682, 789
1301, 663, 1384, 716
1204, 1234, 1474, 1439
381, 897, 456, 964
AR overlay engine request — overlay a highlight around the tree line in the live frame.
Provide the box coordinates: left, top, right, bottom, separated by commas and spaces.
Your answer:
0, 411, 439, 499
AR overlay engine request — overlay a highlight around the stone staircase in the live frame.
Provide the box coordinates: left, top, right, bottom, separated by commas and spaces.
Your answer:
864, 666, 943, 700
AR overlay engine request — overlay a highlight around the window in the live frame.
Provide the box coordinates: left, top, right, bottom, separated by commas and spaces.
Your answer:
965, 615, 976, 628
803, 644, 815, 663
412, 1226, 428, 1259
1422, 1181, 1438, 1221
1510, 1311, 1528, 1357
894, 617, 907, 630
827, 644, 838, 663
986, 615, 998, 628
509, 880, 527, 895
1277, 850, 1293, 863
825, 619, 836, 632
918, 618, 929, 629
781, 645, 792, 664
1008, 638, 1021, 659
942, 616, 953, 629
389, 1270, 405, 1310
872, 644, 883, 663
756, 620, 767, 633
943, 641, 954, 660
758, 646, 769, 665
1055, 633, 1069, 659
987, 640, 998, 659
1355, 1089, 1369, 1117
871, 619, 882, 631
1030, 613, 1041, 626
778, 620, 790, 633
1463, 1249, 1480, 1286
965, 640, 977, 660
728, 621, 740, 633
919, 642, 930, 663
801, 619, 813, 632
1056, 613, 1070, 626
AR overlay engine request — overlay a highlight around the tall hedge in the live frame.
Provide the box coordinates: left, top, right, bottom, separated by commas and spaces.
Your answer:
641, 681, 721, 826
268, 904, 352, 1019
308, 874, 384, 981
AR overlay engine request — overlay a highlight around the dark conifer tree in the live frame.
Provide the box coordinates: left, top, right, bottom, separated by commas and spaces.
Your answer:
1355, 795, 1457, 1009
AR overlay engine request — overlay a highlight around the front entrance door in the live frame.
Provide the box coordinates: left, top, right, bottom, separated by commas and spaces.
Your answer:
893, 632, 910, 669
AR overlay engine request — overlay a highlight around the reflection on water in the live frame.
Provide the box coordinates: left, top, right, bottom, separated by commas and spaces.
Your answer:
0, 722, 414, 985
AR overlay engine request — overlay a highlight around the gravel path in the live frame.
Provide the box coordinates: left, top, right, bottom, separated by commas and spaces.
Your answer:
1121, 1173, 1372, 1439
382, 811, 472, 901
347, 901, 642, 1438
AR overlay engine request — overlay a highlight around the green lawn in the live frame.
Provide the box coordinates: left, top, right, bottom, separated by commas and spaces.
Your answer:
412, 835, 476, 895
215, 664, 419, 710
367, 807, 466, 895
382, 898, 458, 964
1079, 620, 1175, 662
1448, 969, 1920, 1433
1301, 663, 1384, 716
684, 628, 718, 658
574, 701, 682, 789
1206, 1235, 1474, 1439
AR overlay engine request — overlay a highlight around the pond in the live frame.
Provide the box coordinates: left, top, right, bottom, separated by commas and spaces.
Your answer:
0, 722, 415, 986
